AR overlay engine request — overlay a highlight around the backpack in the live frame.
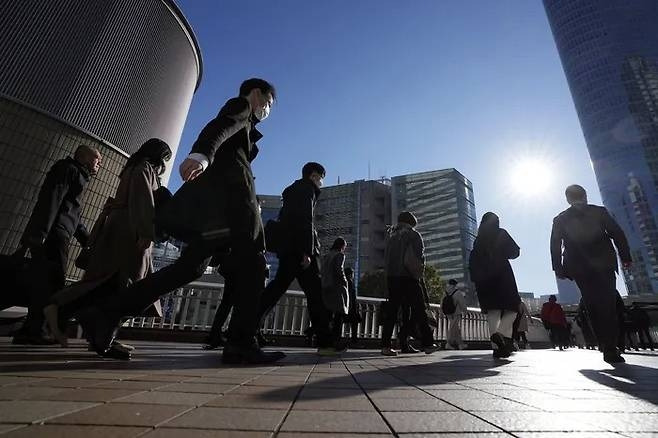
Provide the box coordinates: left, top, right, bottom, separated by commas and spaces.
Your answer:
441, 290, 458, 315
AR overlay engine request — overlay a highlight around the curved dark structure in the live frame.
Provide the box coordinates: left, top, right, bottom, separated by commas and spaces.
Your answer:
0, 0, 202, 278
544, 0, 658, 295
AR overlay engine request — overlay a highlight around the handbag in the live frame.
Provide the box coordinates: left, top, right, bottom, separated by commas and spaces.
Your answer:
75, 197, 114, 270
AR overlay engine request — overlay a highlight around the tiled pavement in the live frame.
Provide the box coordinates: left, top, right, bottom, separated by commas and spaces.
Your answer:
0, 337, 657, 437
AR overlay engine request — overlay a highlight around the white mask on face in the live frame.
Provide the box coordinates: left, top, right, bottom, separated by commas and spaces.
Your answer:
254, 105, 270, 121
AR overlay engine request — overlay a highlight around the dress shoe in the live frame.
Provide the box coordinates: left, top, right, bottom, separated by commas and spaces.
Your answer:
99, 344, 131, 360
401, 344, 421, 353
221, 345, 285, 365
381, 347, 398, 356
77, 306, 120, 355
423, 343, 440, 354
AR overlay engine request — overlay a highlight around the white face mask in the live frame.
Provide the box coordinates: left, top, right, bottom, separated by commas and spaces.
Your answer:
254, 105, 270, 121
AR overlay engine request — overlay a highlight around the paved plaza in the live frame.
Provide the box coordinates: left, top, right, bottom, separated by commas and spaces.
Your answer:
0, 337, 656, 437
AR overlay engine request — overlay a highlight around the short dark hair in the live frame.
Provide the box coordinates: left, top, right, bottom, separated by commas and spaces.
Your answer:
74, 144, 99, 161
565, 184, 587, 204
239, 78, 276, 100
302, 162, 326, 179
549, 295, 557, 302
331, 237, 347, 250
397, 211, 418, 227
448, 279, 458, 286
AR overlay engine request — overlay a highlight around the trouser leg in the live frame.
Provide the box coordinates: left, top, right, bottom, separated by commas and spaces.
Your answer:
298, 256, 333, 348
208, 280, 234, 342
382, 277, 403, 348
331, 313, 343, 343
404, 277, 434, 347
224, 250, 266, 347
487, 310, 502, 336
100, 239, 213, 317
257, 256, 297, 326
23, 232, 68, 336
574, 270, 618, 352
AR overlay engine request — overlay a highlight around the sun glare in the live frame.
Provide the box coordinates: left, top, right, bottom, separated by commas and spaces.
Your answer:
510, 157, 552, 196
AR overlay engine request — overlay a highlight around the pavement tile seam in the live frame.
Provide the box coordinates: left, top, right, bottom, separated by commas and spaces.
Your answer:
23, 401, 104, 425
267, 362, 317, 436
366, 359, 524, 435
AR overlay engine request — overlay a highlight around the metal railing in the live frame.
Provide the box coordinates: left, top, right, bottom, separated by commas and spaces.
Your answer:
124, 280, 536, 342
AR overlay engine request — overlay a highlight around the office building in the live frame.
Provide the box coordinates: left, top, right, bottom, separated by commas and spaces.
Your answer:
556, 278, 581, 305
315, 180, 391, 285
391, 169, 477, 302
0, 0, 202, 280
544, 1, 658, 294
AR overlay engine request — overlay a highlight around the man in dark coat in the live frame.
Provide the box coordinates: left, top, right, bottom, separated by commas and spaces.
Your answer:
256, 162, 339, 355
13, 145, 101, 344
76, 78, 285, 364
551, 184, 632, 364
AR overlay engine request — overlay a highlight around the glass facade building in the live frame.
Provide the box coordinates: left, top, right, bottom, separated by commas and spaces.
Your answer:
315, 180, 392, 287
544, 1, 658, 295
391, 169, 477, 303
0, 0, 201, 280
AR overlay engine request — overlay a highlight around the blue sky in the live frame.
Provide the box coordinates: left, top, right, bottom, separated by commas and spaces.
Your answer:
171, 0, 624, 296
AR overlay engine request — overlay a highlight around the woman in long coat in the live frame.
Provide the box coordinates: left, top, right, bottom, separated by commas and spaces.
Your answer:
44, 139, 172, 350
469, 212, 521, 358
321, 237, 349, 344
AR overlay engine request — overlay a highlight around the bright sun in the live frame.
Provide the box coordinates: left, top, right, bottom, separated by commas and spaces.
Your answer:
510, 157, 552, 196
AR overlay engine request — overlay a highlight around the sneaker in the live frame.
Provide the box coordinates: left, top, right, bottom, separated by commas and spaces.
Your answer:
380, 347, 398, 356
424, 343, 440, 354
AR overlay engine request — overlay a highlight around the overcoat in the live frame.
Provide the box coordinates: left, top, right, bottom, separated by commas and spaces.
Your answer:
470, 228, 521, 313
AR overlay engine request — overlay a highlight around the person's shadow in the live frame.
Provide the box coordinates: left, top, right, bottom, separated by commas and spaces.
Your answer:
260, 352, 509, 401
580, 364, 658, 406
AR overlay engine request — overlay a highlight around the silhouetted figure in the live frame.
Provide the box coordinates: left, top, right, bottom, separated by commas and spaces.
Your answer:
257, 162, 339, 356
444, 279, 468, 350
344, 267, 361, 344
512, 301, 531, 349
629, 304, 654, 351
541, 295, 568, 350
12, 145, 101, 345
72, 79, 285, 364
469, 212, 521, 358
381, 212, 439, 356
551, 185, 632, 364
321, 238, 350, 345
44, 139, 171, 357
576, 299, 597, 349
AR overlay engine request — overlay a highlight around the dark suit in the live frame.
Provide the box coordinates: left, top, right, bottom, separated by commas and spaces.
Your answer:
257, 178, 333, 347
98, 97, 267, 348
19, 157, 90, 336
550, 204, 631, 352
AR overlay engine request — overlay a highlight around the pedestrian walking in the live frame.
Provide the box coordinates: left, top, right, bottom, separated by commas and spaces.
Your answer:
550, 184, 632, 363
43, 139, 171, 356
469, 212, 521, 358
70, 79, 285, 364
12, 145, 101, 345
344, 267, 361, 345
381, 212, 439, 356
541, 295, 568, 350
512, 300, 531, 349
321, 238, 350, 346
444, 279, 467, 350
257, 162, 341, 356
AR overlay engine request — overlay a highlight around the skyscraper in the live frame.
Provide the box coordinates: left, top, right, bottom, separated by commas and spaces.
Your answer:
544, 1, 658, 294
315, 180, 391, 286
391, 169, 477, 303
